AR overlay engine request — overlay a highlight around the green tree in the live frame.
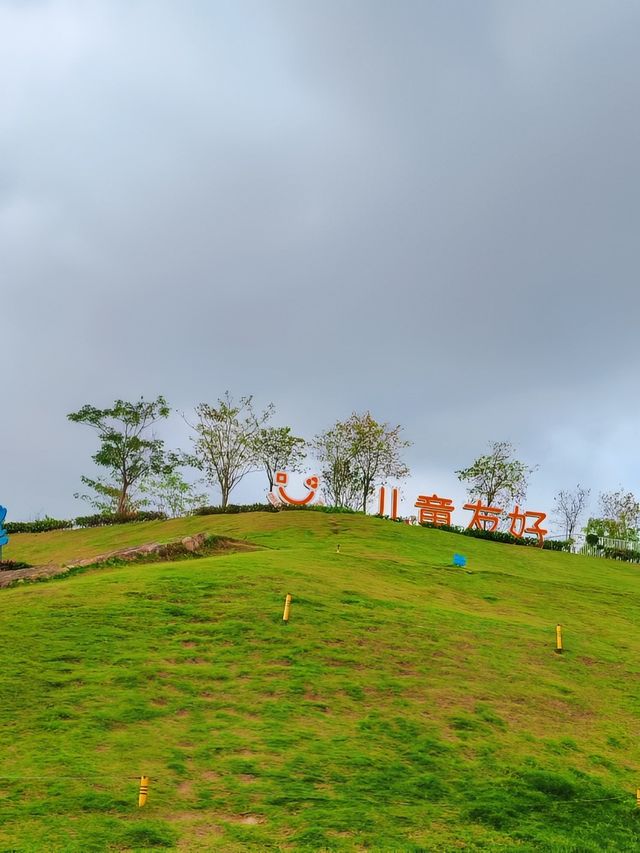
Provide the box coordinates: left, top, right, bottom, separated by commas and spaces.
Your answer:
595, 488, 640, 540
312, 421, 362, 510
68, 396, 173, 516
254, 426, 306, 492
346, 412, 410, 512
456, 441, 534, 511
188, 392, 273, 508
139, 470, 207, 518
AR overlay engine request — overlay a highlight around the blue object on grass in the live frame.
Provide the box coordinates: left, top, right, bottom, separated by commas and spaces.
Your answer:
0, 506, 8, 548
453, 553, 466, 568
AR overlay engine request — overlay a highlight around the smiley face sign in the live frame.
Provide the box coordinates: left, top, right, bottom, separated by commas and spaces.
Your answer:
274, 472, 320, 506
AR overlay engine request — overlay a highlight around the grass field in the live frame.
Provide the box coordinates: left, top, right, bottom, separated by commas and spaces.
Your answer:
2, 511, 640, 851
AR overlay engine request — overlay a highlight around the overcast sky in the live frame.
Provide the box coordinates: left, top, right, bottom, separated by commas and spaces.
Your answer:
2, 0, 639, 529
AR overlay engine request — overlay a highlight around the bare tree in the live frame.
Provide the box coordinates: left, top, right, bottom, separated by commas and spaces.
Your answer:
552, 485, 590, 542
187, 392, 273, 508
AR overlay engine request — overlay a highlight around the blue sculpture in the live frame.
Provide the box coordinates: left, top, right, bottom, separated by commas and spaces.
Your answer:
0, 506, 8, 548
453, 553, 466, 568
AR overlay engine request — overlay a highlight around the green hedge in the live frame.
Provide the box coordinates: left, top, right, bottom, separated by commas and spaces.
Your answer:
192, 503, 358, 516
5, 518, 73, 534
416, 521, 570, 551
74, 511, 167, 528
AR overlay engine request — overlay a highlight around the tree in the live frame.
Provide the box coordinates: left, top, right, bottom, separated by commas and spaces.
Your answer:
188, 392, 273, 508
583, 517, 634, 542
139, 470, 207, 518
312, 421, 362, 510
456, 441, 534, 510
68, 396, 173, 516
254, 426, 306, 492
597, 488, 640, 540
346, 412, 410, 512
552, 485, 590, 542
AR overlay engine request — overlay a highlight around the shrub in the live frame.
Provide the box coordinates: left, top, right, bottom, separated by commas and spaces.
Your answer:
5, 517, 73, 534
0, 560, 32, 571
418, 522, 570, 551
192, 503, 277, 516
192, 503, 358, 516
75, 511, 167, 528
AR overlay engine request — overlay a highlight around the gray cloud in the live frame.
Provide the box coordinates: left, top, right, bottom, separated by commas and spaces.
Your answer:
2, 0, 639, 524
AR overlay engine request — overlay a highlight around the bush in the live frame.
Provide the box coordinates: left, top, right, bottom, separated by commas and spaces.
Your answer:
601, 546, 640, 563
192, 503, 277, 516
75, 511, 167, 528
418, 521, 570, 551
192, 503, 359, 516
0, 560, 32, 571
5, 517, 73, 534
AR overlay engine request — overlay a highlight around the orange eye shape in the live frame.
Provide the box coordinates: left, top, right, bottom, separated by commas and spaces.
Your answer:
305, 476, 319, 491
275, 471, 288, 485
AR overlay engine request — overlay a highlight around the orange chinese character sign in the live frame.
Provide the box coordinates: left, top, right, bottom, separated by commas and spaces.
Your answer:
378, 486, 400, 519
274, 472, 319, 506
463, 500, 503, 532
415, 494, 455, 526
507, 505, 548, 544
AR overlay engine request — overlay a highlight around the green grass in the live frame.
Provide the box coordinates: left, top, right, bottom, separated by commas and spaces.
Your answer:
2, 512, 640, 850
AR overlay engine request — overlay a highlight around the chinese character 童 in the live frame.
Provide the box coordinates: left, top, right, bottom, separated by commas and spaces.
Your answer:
415, 494, 455, 526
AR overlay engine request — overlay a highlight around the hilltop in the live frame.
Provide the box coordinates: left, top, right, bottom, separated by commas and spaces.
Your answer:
1, 511, 639, 851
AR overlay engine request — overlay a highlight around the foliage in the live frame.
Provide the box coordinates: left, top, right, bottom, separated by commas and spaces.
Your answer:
456, 441, 534, 512
0, 560, 32, 570
254, 425, 306, 491
68, 396, 174, 515
5, 517, 73, 534
193, 503, 277, 515
312, 413, 410, 512
600, 546, 640, 563
312, 421, 363, 509
188, 392, 273, 508
138, 470, 207, 518
75, 511, 166, 528
584, 516, 639, 542
598, 488, 640, 540
418, 520, 570, 551
552, 485, 590, 542
346, 411, 410, 512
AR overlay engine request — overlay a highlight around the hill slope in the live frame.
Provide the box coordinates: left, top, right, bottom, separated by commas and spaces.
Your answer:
1, 512, 640, 851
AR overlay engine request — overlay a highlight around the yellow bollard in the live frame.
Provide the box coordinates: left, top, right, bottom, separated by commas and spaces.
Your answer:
283, 593, 292, 623
555, 624, 563, 654
636, 788, 640, 809
138, 775, 150, 807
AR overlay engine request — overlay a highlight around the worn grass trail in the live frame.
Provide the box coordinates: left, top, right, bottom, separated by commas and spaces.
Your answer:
2, 512, 640, 850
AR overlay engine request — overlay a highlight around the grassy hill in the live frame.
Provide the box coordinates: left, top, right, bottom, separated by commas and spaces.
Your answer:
2, 511, 640, 851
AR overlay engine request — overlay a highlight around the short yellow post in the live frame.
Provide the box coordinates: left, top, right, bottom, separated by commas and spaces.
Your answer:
555, 624, 563, 654
138, 775, 150, 807
636, 787, 640, 809
283, 593, 292, 623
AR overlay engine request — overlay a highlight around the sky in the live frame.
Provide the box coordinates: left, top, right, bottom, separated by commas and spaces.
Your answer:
2, 0, 640, 532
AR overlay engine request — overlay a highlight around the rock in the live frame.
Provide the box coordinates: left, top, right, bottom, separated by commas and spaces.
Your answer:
181, 533, 206, 552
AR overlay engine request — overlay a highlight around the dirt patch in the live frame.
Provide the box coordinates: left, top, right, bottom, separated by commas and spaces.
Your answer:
178, 780, 194, 798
